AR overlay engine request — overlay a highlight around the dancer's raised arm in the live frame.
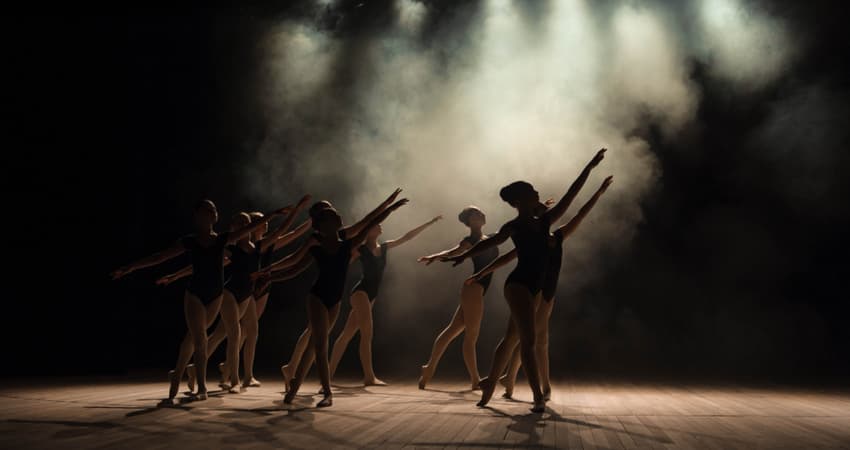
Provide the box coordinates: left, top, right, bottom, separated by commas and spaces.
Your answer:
555, 176, 613, 238
270, 220, 312, 251
111, 243, 186, 280
441, 223, 512, 267
257, 195, 311, 252
261, 238, 317, 275
465, 248, 517, 285
341, 188, 402, 239
349, 199, 409, 248
417, 240, 469, 265
228, 205, 292, 245
541, 148, 606, 226
385, 215, 442, 249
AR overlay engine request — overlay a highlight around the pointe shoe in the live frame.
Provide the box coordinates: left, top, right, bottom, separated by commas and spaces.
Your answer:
196, 391, 208, 401
218, 362, 230, 385
245, 377, 261, 388
499, 374, 514, 399
281, 365, 292, 392
316, 395, 333, 408
418, 366, 429, 390
477, 377, 496, 408
186, 364, 196, 392
531, 398, 546, 413
168, 370, 180, 400
228, 384, 244, 394
283, 379, 300, 404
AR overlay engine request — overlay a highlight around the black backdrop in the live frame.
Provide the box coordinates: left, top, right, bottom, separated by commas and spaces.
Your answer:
5, 2, 849, 381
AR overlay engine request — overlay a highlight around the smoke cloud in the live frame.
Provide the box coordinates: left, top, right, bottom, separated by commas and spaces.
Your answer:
240, 0, 807, 372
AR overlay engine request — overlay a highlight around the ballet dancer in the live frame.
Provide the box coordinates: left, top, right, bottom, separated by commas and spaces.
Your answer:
256, 196, 408, 407
416, 206, 500, 390
159, 195, 311, 390
443, 148, 607, 412
466, 175, 613, 401
275, 190, 405, 390
111, 200, 289, 401
328, 215, 443, 386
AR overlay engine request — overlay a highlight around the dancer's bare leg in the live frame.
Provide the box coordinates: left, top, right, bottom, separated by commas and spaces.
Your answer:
478, 313, 519, 407
284, 296, 339, 407
172, 293, 221, 400
188, 297, 250, 388
219, 290, 242, 391
240, 298, 260, 387
255, 293, 269, 318
282, 327, 311, 390
501, 347, 521, 399
502, 294, 543, 398
350, 292, 384, 385
419, 304, 466, 389
460, 283, 484, 390
536, 298, 554, 399
329, 305, 359, 379
505, 284, 544, 412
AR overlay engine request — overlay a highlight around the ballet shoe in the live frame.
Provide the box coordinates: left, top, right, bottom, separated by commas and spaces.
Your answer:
168, 370, 180, 400
245, 377, 261, 388
418, 366, 429, 390
281, 365, 293, 392
477, 377, 496, 408
316, 394, 333, 408
196, 391, 208, 401
186, 364, 196, 392
531, 398, 546, 413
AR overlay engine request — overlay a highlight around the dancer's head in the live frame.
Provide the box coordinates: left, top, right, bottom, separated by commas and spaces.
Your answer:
499, 181, 540, 212
309, 201, 334, 222
249, 211, 266, 240
366, 223, 383, 241
458, 206, 486, 229
313, 207, 343, 236
193, 199, 218, 229
229, 212, 252, 240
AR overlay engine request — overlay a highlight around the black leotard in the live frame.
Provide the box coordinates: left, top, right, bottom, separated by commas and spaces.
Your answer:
309, 233, 353, 309
541, 229, 564, 301
226, 244, 260, 302
504, 217, 550, 296
352, 242, 388, 301
253, 246, 275, 298
180, 232, 230, 304
464, 234, 499, 294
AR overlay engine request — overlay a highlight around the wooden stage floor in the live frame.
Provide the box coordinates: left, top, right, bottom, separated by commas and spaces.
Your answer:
0, 376, 848, 449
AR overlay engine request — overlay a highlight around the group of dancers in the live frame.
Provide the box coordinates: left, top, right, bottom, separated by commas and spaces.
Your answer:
112, 148, 612, 412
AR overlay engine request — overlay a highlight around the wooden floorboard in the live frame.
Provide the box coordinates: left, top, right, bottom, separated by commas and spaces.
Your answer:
0, 377, 847, 449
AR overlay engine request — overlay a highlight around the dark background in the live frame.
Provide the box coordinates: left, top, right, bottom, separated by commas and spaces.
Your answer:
5, 1, 849, 382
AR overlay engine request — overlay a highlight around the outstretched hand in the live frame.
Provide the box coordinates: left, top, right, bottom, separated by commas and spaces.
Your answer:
273, 205, 294, 216
430, 215, 444, 224
386, 188, 403, 205
296, 194, 312, 209
440, 254, 466, 267
417, 255, 436, 266
589, 148, 607, 167
391, 198, 409, 209
543, 198, 555, 207
110, 267, 131, 280
600, 175, 614, 192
